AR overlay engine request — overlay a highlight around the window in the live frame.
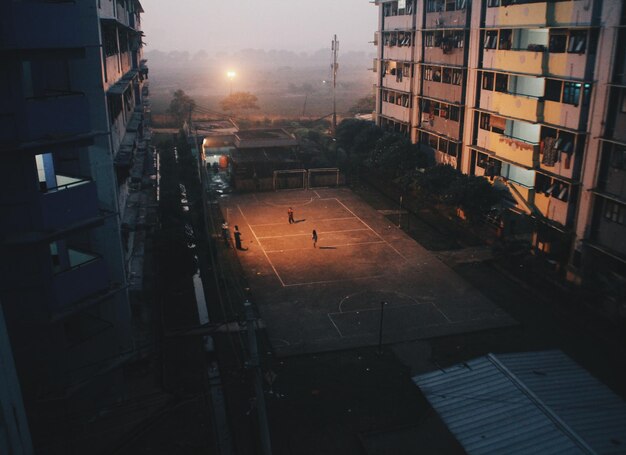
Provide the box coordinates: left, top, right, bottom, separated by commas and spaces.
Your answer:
544, 79, 562, 102
429, 134, 439, 149
426, 0, 444, 12
495, 73, 508, 93
423, 66, 434, 81
549, 31, 567, 53
568, 30, 587, 53
482, 72, 494, 90
424, 32, 435, 48
402, 63, 412, 78
25, 59, 71, 98
499, 29, 512, 50
449, 105, 460, 121
562, 82, 581, 105
487, 0, 499, 6
452, 69, 463, 85
604, 200, 625, 224
610, 146, 626, 169
438, 138, 449, 153
480, 112, 491, 130
448, 142, 458, 157
484, 31, 498, 50
443, 68, 452, 84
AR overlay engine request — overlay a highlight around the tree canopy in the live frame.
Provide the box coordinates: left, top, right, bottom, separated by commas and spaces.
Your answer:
220, 91, 260, 113
167, 89, 196, 127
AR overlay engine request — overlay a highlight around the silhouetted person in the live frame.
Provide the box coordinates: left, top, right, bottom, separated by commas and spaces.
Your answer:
288, 207, 295, 224
312, 229, 318, 248
234, 225, 246, 250
221, 222, 231, 248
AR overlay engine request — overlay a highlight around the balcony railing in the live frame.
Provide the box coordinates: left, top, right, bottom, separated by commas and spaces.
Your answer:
39, 178, 100, 231
477, 129, 539, 168
51, 249, 109, 312
487, 91, 543, 123
22, 93, 91, 144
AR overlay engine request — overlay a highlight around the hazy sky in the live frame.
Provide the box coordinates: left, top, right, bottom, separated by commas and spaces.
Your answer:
142, 0, 377, 54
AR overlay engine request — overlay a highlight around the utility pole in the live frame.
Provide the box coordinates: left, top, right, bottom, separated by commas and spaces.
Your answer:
331, 34, 339, 136
244, 300, 273, 455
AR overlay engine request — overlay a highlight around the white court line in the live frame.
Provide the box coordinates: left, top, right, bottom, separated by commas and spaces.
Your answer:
329, 302, 426, 316
282, 274, 383, 288
314, 190, 321, 199
237, 204, 286, 287
327, 313, 343, 338
258, 228, 370, 239
334, 198, 408, 261
253, 193, 316, 207
433, 304, 452, 323
264, 240, 386, 254
250, 216, 356, 227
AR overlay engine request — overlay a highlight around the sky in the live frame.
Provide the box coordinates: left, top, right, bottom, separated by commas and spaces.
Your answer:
141, 0, 378, 55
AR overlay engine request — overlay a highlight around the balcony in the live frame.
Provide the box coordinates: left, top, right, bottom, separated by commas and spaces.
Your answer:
477, 129, 539, 168
384, 14, 413, 31
420, 114, 461, 139
424, 10, 468, 29
383, 45, 413, 62
1, 3, 82, 49
482, 48, 546, 75
39, 178, 100, 232
421, 80, 464, 104
543, 100, 581, 130
534, 192, 569, 226
423, 47, 465, 66
481, 91, 543, 123
21, 94, 91, 145
485, 2, 547, 28
547, 52, 587, 79
381, 76, 411, 93
51, 249, 109, 313
552, 0, 593, 27
381, 102, 411, 123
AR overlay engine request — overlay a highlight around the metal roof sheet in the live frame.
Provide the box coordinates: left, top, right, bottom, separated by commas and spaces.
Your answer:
414, 350, 626, 455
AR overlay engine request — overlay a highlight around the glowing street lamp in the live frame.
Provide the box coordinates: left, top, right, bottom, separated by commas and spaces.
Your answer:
226, 70, 236, 95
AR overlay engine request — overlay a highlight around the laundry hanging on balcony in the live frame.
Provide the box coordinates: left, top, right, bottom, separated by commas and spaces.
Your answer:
542, 136, 558, 167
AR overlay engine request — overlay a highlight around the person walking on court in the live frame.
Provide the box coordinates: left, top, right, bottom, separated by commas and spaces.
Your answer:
312, 229, 318, 248
288, 207, 295, 224
221, 222, 231, 248
234, 225, 246, 250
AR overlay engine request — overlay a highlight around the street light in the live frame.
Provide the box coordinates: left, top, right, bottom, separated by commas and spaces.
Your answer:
226, 70, 236, 95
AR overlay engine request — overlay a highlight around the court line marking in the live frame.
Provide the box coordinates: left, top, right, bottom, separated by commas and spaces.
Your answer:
334, 198, 408, 261
250, 216, 357, 227
253, 193, 325, 208
338, 291, 423, 313
282, 274, 383, 288
330, 302, 427, 316
257, 228, 370, 239
327, 313, 343, 338
237, 204, 286, 287
314, 190, 321, 199
264, 240, 386, 254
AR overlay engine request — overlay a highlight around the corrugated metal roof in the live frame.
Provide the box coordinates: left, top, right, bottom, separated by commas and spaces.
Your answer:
413, 350, 626, 455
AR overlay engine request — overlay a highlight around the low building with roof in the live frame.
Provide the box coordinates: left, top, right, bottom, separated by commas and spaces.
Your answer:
413, 350, 626, 455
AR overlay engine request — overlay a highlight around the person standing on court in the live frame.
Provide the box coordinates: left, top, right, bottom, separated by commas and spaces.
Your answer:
288, 207, 295, 224
221, 222, 231, 248
312, 229, 318, 248
234, 225, 245, 250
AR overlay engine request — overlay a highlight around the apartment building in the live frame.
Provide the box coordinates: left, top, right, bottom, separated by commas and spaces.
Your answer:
0, 0, 149, 452
373, 0, 625, 315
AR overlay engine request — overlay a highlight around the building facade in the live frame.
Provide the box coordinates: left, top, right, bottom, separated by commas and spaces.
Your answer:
373, 0, 626, 316
0, 0, 149, 452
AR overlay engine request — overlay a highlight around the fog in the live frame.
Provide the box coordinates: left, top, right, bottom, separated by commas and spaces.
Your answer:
142, 0, 377, 54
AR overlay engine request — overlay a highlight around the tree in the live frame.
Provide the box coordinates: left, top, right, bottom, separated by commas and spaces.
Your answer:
348, 94, 375, 115
219, 91, 260, 115
167, 89, 196, 127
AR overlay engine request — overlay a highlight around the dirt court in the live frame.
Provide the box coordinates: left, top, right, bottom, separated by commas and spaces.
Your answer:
220, 187, 516, 356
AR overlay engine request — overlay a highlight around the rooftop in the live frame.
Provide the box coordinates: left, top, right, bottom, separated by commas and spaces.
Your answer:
413, 350, 626, 455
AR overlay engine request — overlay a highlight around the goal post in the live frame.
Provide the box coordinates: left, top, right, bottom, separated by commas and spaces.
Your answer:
273, 169, 307, 190
308, 168, 341, 189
